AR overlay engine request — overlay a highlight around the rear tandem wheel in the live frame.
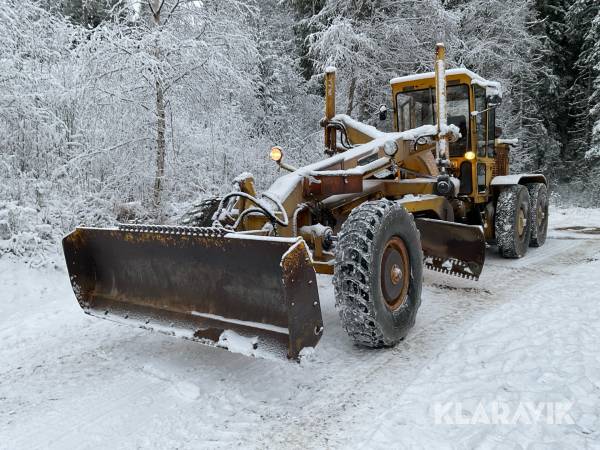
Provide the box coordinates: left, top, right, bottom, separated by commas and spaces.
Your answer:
495, 185, 531, 258
526, 182, 549, 247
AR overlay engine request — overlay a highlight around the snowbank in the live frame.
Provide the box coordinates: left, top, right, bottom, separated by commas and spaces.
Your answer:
1, 208, 600, 448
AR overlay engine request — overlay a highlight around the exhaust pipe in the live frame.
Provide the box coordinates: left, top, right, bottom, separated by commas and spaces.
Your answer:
324, 66, 337, 154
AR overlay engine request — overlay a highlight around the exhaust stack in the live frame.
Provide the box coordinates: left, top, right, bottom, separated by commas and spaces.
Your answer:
324, 66, 337, 154
434, 43, 449, 171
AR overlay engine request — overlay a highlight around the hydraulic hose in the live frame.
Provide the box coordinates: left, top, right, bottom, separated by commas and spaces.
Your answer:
216, 191, 289, 230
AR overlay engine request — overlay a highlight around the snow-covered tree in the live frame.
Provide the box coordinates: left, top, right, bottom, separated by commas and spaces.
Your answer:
250, 0, 322, 166
3, 0, 600, 258
452, 0, 561, 174
580, 5, 600, 161
304, 0, 457, 122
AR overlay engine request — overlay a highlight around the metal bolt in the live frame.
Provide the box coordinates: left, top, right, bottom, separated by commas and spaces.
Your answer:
390, 264, 402, 285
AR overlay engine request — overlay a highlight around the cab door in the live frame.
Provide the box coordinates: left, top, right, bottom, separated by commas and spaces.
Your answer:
473, 85, 495, 203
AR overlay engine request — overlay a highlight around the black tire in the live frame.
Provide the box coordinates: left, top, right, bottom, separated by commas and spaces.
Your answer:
526, 183, 549, 247
333, 199, 423, 348
180, 197, 221, 227
495, 185, 531, 258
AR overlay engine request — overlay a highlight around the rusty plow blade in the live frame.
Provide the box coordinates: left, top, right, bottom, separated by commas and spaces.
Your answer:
415, 219, 486, 280
62, 224, 323, 360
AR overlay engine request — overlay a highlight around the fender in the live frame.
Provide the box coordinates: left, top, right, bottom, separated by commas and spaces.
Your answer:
490, 174, 547, 192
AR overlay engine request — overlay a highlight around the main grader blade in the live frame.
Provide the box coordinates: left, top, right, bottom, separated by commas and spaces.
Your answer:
415, 218, 486, 280
62, 224, 323, 360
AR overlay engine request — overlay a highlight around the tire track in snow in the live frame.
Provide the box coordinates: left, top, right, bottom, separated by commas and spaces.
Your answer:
259, 236, 600, 448
2, 229, 599, 449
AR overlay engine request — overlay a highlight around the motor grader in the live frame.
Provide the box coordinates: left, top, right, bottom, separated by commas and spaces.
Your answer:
63, 44, 549, 360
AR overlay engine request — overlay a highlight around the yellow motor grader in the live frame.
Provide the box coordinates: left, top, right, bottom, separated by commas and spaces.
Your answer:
63, 44, 549, 359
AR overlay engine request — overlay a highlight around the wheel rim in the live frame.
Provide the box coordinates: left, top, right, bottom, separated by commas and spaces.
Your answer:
517, 208, 527, 237
381, 237, 410, 311
537, 202, 546, 230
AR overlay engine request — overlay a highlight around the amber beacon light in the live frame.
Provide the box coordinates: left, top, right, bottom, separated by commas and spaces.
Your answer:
270, 146, 283, 162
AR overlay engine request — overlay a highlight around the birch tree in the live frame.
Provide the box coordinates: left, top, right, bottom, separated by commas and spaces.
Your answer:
79, 0, 260, 213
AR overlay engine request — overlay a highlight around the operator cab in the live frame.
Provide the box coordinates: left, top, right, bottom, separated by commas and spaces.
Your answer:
390, 68, 502, 203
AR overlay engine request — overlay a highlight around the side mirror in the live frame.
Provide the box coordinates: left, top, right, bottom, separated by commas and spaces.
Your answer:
378, 104, 387, 121
471, 105, 499, 117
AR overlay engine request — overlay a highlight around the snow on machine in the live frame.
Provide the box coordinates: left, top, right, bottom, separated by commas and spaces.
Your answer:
63, 44, 548, 359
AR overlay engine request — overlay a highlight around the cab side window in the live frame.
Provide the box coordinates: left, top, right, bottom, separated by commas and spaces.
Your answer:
446, 84, 470, 157
397, 85, 470, 159
396, 88, 435, 132
400, 99, 411, 131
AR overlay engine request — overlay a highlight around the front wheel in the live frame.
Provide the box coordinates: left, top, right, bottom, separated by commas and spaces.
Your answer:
333, 199, 423, 348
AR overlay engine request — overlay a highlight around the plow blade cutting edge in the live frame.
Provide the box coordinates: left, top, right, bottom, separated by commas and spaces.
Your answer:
62, 224, 323, 360
415, 218, 486, 280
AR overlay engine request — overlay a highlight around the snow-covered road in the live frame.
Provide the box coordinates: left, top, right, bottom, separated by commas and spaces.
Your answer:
1, 208, 600, 449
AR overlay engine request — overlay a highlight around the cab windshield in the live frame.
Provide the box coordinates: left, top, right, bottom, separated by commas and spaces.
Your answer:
396, 84, 470, 156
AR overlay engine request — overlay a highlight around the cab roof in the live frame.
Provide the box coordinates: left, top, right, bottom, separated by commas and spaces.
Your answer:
390, 68, 501, 97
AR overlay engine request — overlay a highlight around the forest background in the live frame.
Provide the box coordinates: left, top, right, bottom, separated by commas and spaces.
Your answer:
1, 0, 599, 259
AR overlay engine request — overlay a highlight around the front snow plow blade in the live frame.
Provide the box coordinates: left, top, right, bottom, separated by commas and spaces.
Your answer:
416, 218, 486, 280
62, 225, 323, 360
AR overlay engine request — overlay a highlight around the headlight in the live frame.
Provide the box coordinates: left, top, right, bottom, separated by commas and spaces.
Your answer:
436, 177, 452, 196
270, 146, 283, 162
464, 151, 476, 160
383, 140, 398, 157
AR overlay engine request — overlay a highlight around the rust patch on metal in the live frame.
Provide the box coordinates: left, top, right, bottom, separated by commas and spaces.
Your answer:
416, 218, 486, 280
62, 226, 322, 360
303, 174, 363, 197
381, 236, 410, 310
280, 239, 323, 358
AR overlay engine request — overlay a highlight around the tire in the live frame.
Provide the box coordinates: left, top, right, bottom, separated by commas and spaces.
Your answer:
333, 199, 423, 348
526, 183, 549, 247
180, 197, 221, 227
495, 185, 531, 258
